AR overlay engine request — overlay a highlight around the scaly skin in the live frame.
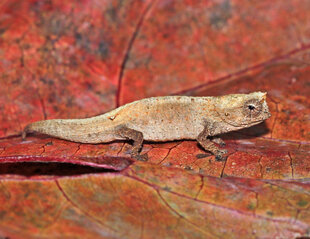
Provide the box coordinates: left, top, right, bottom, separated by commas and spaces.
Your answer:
23, 92, 271, 161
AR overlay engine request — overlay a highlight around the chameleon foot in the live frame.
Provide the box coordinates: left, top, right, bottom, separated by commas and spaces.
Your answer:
211, 137, 226, 147
116, 126, 147, 161
215, 149, 228, 161
132, 153, 148, 162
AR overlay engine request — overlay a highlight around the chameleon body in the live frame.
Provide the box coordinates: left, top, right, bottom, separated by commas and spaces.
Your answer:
23, 92, 271, 161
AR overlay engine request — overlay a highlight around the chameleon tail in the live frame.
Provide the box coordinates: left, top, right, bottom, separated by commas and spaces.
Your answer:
22, 124, 34, 140
20, 119, 103, 143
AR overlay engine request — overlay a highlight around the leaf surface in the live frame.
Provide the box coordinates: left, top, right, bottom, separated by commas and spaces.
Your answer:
0, 0, 309, 238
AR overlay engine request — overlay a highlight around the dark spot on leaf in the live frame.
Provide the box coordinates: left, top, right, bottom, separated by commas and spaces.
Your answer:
41, 13, 72, 37
196, 153, 210, 159
162, 186, 171, 191
297, 200, 308, 207
98, 40, 109, 59
12, 78, 21, 84
1, 236, 10, 239
0, 28, 7, 35
39, 77, 47, 83
75, 32, 83, 41
85, 82, 93, 90
247, 203, 255, 210
48, 94, 56, 104
45, 141, 53, 146
209, 0, 232, 30
52, 105, 59, 111
184, 165, 192, 170
282, 109, 291, 115
65, 97, 74, 108
105, 4, 118, 22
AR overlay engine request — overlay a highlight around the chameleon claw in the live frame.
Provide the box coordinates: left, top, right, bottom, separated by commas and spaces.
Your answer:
211, 137, 226, 146
215, 155, 227, 161
132, 153, 148, 162
219, 141, 226, 147
215, 149, 228, 161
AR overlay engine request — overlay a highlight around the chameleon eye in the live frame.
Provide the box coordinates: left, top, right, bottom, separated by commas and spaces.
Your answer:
248, 104, 255, 110
243, 99, 262, 117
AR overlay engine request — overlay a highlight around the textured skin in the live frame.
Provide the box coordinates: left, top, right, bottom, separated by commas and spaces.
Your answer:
23, 92, 271, 159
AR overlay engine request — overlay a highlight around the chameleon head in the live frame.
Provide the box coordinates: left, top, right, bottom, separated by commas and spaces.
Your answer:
215, 92, 271, 129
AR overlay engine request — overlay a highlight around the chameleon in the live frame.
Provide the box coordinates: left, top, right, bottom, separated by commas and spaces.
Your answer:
22, 92, 271, 161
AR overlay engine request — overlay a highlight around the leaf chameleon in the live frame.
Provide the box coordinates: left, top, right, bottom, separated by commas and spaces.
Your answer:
23, 92, 271, 161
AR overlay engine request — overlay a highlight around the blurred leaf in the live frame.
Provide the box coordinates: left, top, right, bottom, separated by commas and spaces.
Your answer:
0, 0, 309, 238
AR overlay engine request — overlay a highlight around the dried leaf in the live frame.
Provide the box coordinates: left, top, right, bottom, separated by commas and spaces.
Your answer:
0, 0, 309, 238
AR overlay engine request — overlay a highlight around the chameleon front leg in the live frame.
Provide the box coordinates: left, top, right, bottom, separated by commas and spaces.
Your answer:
197, 123, 227, 161
116, 126, 148, 161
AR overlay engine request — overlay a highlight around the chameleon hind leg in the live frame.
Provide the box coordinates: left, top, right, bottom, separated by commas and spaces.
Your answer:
116, 126, 148, 161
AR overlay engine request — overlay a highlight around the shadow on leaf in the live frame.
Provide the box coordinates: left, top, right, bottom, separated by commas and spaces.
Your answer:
223, 121, 270, 140
0, 162, 118, 177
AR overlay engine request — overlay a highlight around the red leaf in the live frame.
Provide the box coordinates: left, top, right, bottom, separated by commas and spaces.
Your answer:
0, 0, 309, 238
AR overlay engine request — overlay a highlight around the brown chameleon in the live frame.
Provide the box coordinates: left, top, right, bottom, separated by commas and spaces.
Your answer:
23, 92, 271, 161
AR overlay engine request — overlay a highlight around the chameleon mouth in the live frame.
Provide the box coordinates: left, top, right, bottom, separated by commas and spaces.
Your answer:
215, 109, 267, 128
223, 118, 263, 128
